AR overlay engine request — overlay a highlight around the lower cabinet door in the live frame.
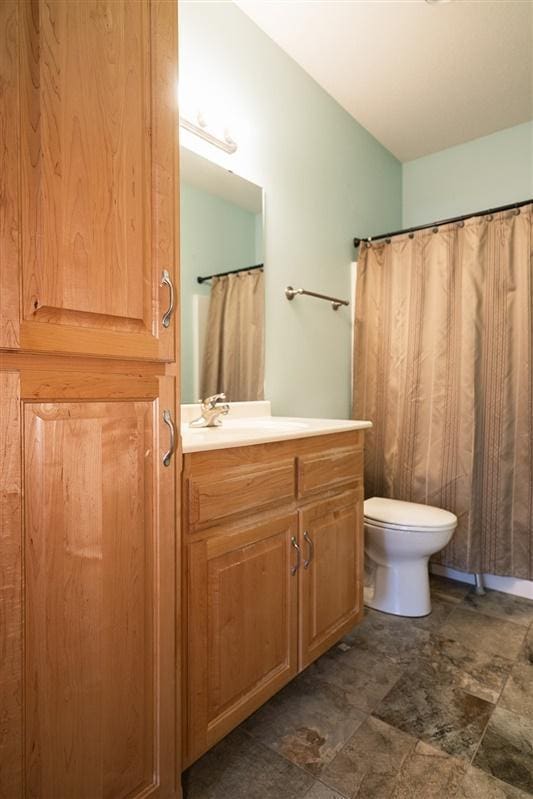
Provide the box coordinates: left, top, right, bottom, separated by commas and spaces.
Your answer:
299, 489, 364, 670
0, 368, 178, 798
185, 513, 299, 765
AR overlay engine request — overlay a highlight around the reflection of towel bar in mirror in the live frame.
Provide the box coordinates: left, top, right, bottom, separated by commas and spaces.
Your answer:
285, 286, 349, 311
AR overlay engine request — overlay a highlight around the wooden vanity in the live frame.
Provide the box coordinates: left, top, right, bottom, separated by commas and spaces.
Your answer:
181, 428, 366, 766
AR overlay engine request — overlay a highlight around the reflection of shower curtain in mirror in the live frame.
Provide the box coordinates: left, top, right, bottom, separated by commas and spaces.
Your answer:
354, 204, 532, 579
201, 270, 265, 402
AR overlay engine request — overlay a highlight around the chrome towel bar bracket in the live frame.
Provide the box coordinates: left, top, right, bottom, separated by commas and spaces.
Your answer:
285, 285, 349, 311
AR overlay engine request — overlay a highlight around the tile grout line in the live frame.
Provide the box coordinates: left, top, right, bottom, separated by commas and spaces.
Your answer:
452, 597, 533, 631
436, 584, 507, 775
305, 777, 351, 799
453, 603, 532, 797
468, 705, 533, 798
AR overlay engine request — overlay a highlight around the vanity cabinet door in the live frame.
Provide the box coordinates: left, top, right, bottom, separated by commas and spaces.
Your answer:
1, 0, 178, 360
299, 489, 364, 670
184, 514, 299, 766
0, 367, 178, 798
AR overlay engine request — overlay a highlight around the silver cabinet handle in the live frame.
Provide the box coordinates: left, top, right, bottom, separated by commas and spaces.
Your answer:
291, 536, 302, 576
162, 409, 175, 467
160, 270, 175, 328
303, 531, 314, 569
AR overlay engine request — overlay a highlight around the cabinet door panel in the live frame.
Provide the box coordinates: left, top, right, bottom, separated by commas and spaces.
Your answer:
21, 378, 176, 798
1, 0, 177, 359
185, 515, 298, 766
299, 490, 363, 669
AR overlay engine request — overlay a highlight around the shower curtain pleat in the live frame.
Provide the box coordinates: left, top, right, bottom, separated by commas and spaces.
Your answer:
354, 204, 533, 578
201, 270, 265, 403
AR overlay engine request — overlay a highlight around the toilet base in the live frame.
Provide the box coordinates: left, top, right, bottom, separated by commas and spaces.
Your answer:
364, 559, 432, 617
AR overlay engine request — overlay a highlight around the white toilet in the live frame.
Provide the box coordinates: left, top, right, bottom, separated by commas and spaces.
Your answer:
364, 497, 457, 617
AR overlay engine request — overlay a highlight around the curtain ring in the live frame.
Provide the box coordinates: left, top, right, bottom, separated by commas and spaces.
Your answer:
385, 238, 391, 244
408, 232, 414, 239
432, 227, 439, 234
486, 214, 493, 222
457, 220, 464, 228
513, 208, 520, 216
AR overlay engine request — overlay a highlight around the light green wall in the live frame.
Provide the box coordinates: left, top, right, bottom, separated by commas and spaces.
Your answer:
179, 0, 402, 418
403, 121, 533, 227
180, 181, 259, 402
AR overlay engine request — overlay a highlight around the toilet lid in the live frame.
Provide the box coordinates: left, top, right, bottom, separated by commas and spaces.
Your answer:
364, 497, 457, 531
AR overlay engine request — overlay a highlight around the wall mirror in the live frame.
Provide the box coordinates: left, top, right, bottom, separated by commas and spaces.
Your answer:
180, 147, 265, 404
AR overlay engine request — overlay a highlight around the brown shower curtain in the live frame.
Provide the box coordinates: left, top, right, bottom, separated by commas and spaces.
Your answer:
354, 204, 532, 578
201, 270, 265, 402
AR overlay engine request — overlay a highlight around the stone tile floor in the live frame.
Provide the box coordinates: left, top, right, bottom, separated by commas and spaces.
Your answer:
183, 576, 533, 798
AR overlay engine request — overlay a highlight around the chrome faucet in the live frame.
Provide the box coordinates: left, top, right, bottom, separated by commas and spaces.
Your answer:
189, 393, 230, 428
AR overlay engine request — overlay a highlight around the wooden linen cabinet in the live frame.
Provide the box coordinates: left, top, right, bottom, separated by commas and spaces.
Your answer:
0, 1, 181, 797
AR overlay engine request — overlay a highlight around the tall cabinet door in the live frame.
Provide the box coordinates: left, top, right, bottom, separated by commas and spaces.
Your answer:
299, 489, 364, 670
0, 371, 23, 798
1, 0, 177, 360
1, 369, 178, 798
185, 514, 299, 766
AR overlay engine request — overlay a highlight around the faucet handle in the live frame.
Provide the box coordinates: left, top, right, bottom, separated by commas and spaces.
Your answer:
202, 393, 227, 409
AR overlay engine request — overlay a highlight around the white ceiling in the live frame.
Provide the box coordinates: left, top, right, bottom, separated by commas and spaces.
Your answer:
235, 0, 533, 162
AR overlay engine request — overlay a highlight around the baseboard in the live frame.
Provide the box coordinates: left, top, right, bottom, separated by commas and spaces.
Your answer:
430, 563, 533, 601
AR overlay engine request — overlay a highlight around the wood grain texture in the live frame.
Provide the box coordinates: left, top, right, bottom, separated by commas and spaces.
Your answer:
183, 431, 364, 479
0, 372, 22, 797
0, 351, 171, 376
182, 432, 366, 768
21, 369, 159, 400
9, 0, 178, 360
1, 0, 181, 794
186, 459, 296, 531
297, 446, 363, 498
184, 514, 298, 766
0, 1, 20, 348
22, 377, 176, 799
299, 489, 364, 670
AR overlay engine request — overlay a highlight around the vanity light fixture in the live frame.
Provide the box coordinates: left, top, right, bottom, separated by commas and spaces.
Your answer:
179, 112, 237, 154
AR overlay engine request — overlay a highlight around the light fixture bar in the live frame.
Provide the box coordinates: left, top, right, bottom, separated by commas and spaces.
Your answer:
179, 116, 237, 154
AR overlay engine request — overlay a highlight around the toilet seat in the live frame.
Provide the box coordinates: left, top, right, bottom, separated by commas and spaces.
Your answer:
364, 497, 457, 533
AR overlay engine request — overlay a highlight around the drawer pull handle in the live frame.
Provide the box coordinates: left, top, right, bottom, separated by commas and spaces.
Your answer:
290, 536, 301, 575
303, 531, 314, 569
162, 409, 175, 467
160, 270, 175, 328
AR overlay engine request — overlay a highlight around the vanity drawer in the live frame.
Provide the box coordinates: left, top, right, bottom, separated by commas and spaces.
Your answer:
186, 459, 296, 530
297, 446, 363, 499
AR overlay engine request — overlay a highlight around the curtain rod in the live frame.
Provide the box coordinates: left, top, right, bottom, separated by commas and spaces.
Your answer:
197, 263, 264, 285
353, 198, 533, 248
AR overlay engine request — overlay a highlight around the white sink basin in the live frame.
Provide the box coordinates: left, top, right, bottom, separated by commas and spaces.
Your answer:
181, 414, 372, 453
216, 418, 310, 432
